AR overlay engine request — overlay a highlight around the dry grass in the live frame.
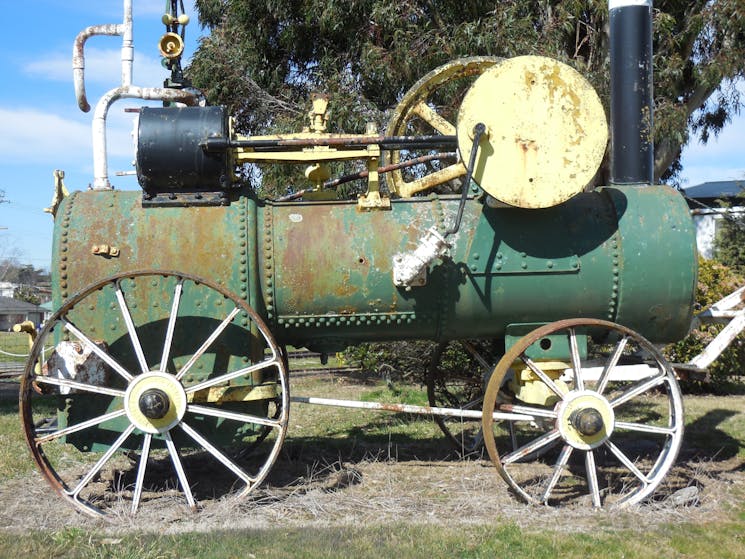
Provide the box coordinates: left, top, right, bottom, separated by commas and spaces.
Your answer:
1, 373, 745, 538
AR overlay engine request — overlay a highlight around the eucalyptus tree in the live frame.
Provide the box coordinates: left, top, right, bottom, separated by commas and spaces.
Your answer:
189, 0, 745, 191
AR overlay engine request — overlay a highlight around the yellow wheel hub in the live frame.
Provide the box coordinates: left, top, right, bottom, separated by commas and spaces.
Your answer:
124, 372, 187, 434
556, 390, 614, 450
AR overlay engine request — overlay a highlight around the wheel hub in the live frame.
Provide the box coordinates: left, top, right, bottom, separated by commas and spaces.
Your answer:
556, 390, 614, 450
124, 372, 187, 434
570, 408, 604, 437
138, 388, 171, 419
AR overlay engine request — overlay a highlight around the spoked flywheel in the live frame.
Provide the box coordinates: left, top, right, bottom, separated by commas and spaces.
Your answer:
481, 318, 684, 508
20, 270, 288, 517
385, 56, 501, 197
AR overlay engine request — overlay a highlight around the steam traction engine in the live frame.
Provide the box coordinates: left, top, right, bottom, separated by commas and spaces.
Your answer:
21, 0, 698, 516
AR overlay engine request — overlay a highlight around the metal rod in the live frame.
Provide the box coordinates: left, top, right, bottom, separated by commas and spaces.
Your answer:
323, 152, 454, 189
225, 135, 458, 151
290, 395, 532, 422
446, 123, 485, 236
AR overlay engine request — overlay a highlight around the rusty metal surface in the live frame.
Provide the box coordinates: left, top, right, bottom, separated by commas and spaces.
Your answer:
52, 190, 256, 309
53, 185, 696, 354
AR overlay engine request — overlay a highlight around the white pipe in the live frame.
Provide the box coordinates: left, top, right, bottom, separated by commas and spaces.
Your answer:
290, 395, 532, 422
121, 0, 134, 87
73, 24, 124, 112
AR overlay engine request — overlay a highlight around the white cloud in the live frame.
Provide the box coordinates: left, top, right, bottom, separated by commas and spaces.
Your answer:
0, 105, 147, 173
23, 47, 170, 91
0, 108, 90, 163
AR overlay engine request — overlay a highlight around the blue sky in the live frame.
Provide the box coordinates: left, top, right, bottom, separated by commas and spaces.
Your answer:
0, 1, 744, 271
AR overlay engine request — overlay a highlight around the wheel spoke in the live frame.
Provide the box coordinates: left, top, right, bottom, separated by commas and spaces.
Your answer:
412, 101, 456, 135
605, 439, 650, 485
35, 409, 127, 444
541, 444, 573, 504
497, 402, 558, 420
521, 355, 567, 401
62, 318, 133, 382
160, 279, 183, 373
614, 421, 676, 436
502, 429, 561, 465
597, 336, 628, 395
33, 375, 125, 398
131, 433, 152, 514
65, 424, 136, 500
187, 404, 283, 429
508, 420, 518, 451
164, 430, 196, 510
569, 328, 584, 391
610, 374, 666, 408
176, 306, 241, 381
114, 281, 149, 374
397, 162, 466, 197
179, 421, 256, 486
585, 449, 601, 507
460, 340, 492, 372
186, 357, 281, 394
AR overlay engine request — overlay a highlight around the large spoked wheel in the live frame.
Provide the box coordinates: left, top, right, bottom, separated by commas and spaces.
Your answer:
426, 340, 499, 456
482, 319, 684, 508
385, 56, 501, 197
20, 270, 288, 517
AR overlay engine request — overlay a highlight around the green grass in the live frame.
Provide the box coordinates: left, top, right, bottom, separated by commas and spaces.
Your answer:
3, 516, 745, 558
0, 331, 32, 363
0, 396, 32, 478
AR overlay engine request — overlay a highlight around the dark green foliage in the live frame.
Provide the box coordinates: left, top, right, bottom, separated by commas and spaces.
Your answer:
665, 258, 745, 392
715, 193, 745, 275
187, 0, 745, 195
341, 341, 436, 383
716, 219, 745, 276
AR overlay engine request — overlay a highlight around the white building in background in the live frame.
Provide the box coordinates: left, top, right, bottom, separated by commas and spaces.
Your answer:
0, 282, 15, 298
683, 180, 745, 259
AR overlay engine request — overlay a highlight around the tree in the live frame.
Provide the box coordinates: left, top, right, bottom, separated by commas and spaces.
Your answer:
189, 0, 745, 193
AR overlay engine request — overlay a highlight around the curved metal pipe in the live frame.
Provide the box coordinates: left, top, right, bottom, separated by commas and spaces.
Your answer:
73, 0, 133, 113
73, 24, 124, 113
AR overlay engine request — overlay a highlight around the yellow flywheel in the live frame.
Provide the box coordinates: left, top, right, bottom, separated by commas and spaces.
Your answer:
457, 55, 608, 208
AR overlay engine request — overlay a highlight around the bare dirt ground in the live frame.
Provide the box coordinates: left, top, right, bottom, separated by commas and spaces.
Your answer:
1, 373, 744, 535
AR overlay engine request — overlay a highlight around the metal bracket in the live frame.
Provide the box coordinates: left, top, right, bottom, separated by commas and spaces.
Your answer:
392, 227, 450, 288
45, 170, 70, 219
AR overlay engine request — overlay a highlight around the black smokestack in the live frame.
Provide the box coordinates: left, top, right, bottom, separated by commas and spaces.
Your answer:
609, 0, 654, 185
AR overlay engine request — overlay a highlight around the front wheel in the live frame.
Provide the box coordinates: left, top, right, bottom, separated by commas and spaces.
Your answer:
482, 318, 684, 508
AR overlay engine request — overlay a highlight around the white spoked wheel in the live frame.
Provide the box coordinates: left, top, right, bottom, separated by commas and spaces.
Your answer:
482, 318, 684, 508
20, 270, 288, 517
